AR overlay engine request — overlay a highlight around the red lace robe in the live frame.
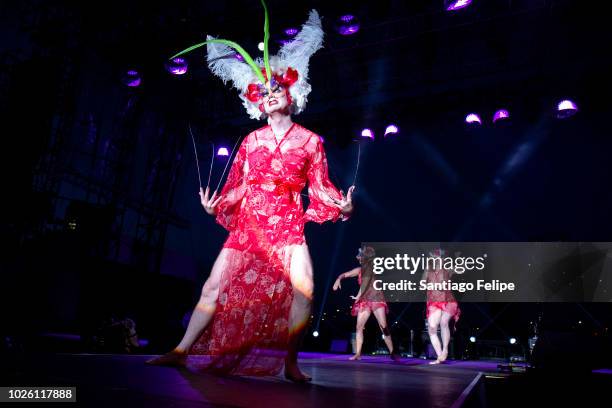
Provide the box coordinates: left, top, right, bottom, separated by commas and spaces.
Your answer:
190, 123, 347, 375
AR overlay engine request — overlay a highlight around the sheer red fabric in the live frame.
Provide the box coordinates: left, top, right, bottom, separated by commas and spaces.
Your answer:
425, 267, 461, 322
351, 264, 388, 316
190, 123, 347, 375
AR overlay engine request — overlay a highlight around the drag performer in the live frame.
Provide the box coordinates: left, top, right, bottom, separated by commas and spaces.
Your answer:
147, 3, 354, 381
423, 248, 460, 364
333, 246, 400, 361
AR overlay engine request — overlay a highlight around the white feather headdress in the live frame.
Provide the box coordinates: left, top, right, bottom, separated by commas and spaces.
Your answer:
171, 3, 323, 120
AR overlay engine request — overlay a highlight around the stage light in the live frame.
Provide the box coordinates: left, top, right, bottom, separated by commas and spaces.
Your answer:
277, 27, 299, 46
556, 99, 578, 119
361, 128, 374, 139
165, 57, 188, 75
445, 0, 472, 11
336, 14, 360, 36
313, 331, 319, 337
217, 147, 229, 156
384, 124, 399, 136
123, 70, 141, 87
509, 337, 517, 345
465, 113, 482, 125
258, 42, 265, 51
492, 109, 510, 123
275, 27, 300, 47
469, 336, 476, 343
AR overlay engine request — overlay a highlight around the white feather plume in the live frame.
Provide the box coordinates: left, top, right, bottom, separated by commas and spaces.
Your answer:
277, 10, 323, 86
277, 10, 323, 115
206, 35, 257, 93
206, 35, 264, 119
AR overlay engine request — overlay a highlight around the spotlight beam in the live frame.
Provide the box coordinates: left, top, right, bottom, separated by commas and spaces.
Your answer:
469, 302, 513, 339
407, 131, 521, 240
452, 119, 552, 241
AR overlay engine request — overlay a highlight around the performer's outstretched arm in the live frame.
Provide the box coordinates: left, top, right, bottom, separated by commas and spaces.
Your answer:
332, 267, 361, 291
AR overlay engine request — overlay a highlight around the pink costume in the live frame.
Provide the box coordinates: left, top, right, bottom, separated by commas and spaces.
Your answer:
425, 266, 461, 321
351, 262, 389, 316
172, 5, 341, 376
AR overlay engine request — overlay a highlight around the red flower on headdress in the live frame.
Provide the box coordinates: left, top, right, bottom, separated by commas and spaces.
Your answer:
275, 67, 298, 88
243, 67, 300, 103
246, 83, 264, 102
260, 67, 298, 88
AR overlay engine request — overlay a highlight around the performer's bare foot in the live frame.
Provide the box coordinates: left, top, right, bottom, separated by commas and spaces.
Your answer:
349, 354, 361, 360
284, 362, 312, 383
390, 352, 401, 362
145, 350, 187, 367
429, 359, 442, 365
439, 349, 448, 362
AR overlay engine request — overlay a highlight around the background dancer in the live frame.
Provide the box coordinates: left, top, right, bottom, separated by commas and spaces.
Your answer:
423, 248, 461, 364
333, 245, 400, 361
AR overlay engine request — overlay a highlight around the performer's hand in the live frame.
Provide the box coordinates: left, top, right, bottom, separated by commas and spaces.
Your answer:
350, 295, 360, 301
326, 185, 355, 216
199, 186, 222, 216
332, 277, 342, 291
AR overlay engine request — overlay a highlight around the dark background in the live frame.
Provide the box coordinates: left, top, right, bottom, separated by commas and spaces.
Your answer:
1, 0, 611, 358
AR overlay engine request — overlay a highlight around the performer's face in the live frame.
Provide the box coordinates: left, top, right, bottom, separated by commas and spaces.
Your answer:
262, 83, 290, 114
430, 249, 444, 259
356, 251, 369, 265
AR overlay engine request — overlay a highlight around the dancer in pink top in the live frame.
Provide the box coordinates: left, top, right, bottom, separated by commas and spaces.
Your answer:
333, 245, 400, 361
423, 248, 461, 364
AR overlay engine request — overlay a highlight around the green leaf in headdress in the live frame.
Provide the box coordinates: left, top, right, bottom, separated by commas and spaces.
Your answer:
261, 0, 272, 85
170, 40, 266, 85
170, 0, 275, 88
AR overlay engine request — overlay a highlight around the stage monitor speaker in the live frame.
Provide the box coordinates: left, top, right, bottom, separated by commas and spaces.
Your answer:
531, 330, 610, 372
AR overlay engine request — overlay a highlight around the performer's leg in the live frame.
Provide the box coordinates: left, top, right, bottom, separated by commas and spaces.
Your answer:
372, 307, 395, 355
427, 309, 443, 363
284, 244, 314, 381
439, 311, 453, 362
351, 309, 371, 360
146, 248, 231, 366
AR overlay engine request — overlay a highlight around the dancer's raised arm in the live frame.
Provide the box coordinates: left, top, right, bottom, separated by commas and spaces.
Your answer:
332, 267, 361, 291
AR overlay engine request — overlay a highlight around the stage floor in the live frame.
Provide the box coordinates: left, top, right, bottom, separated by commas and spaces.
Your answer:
4, 352, 505, 407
